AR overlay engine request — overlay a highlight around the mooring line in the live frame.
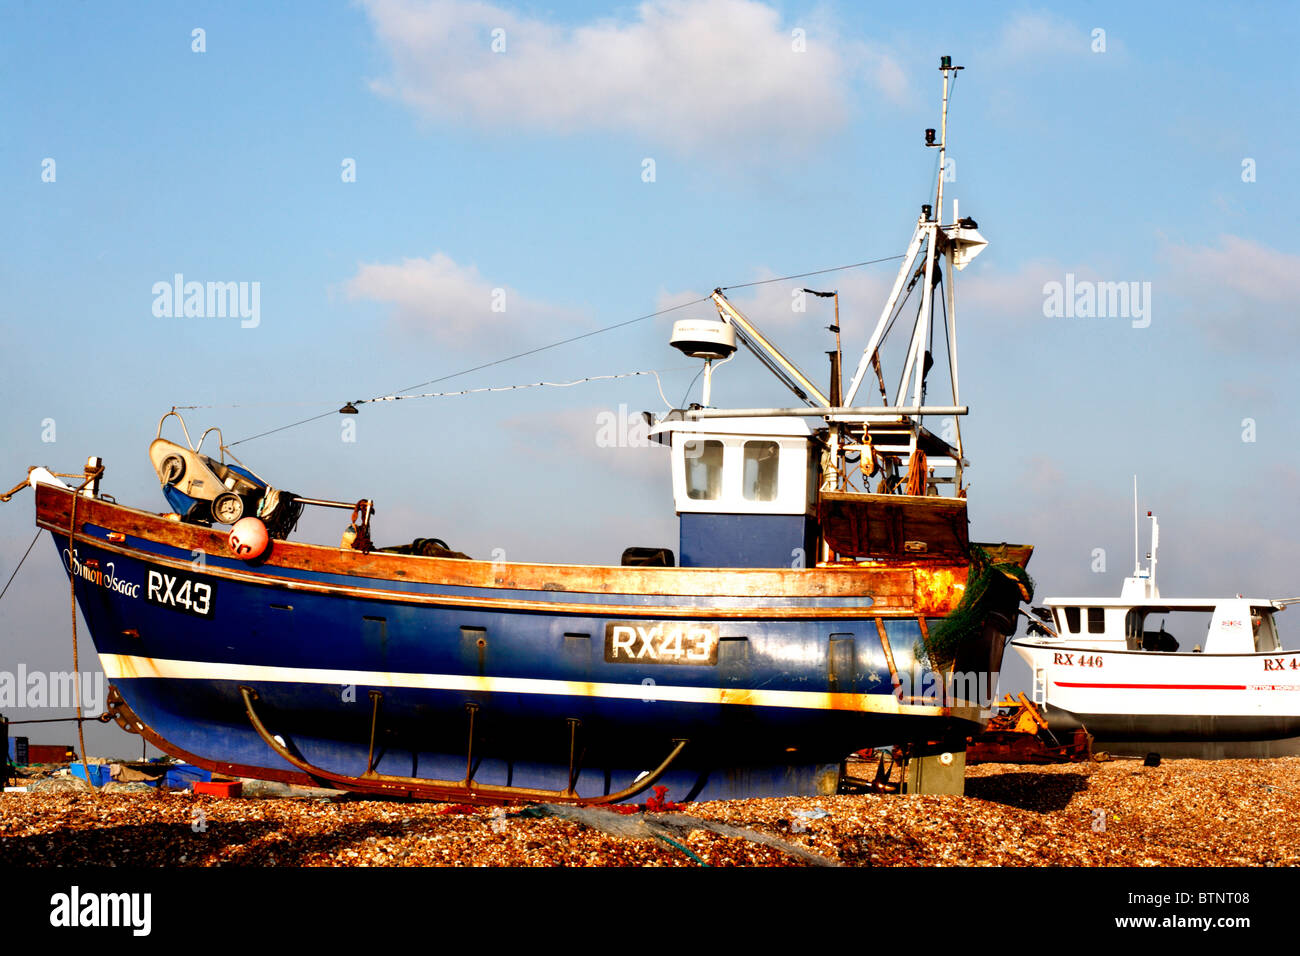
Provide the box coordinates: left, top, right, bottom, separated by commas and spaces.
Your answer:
65, 477, 98, 795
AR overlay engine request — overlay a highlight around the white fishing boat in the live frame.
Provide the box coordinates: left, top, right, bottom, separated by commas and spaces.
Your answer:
1011, 497, 1300, 758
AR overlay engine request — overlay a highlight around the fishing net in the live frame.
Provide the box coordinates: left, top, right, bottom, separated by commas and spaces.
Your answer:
378, 537, 471, 560
924, 545, 1034, 668
257, 488, 304, 540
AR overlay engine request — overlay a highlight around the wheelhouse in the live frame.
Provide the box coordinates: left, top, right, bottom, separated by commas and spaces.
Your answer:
1038, 598, 1285, 654
651, 416, 819, 568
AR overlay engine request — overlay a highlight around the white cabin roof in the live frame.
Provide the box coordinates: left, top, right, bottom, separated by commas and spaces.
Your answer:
1043, 597, 1288, 611
649, 416, 814, 438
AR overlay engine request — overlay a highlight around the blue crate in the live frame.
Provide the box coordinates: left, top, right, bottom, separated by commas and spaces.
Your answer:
70, 763, 113, 786
164, 764, 212, 789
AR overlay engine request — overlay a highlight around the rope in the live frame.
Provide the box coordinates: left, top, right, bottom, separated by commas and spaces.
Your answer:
904, 448, 928, 497
65, 478, 97, 795
0, 469, 100, 785
653, 833, 711, 866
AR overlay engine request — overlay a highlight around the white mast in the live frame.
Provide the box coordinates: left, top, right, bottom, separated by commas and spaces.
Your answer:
1133, 475, 1140, 575
1123, 476, 1161, 600
689, 58, 985, 506
1149, 511, 1159, 593
839, 56, 983, 499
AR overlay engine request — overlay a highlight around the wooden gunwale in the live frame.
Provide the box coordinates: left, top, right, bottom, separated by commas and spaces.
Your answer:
36, 484, 974, 616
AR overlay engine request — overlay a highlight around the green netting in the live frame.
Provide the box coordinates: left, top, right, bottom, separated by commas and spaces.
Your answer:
924, 545, 1034, 669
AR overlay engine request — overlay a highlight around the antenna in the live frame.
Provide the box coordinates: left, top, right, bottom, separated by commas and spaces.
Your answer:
669, 319, 736, 407
1133, 475, 1140, 575
933, 55, 961, 247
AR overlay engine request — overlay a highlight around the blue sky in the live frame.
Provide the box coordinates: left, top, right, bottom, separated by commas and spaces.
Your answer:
2, 1, 1298, 752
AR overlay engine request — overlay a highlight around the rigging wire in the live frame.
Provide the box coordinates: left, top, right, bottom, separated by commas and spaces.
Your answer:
717, 255, 904, 291
361, 367, 692, 405
228, 410, 339, 447
228, 369, 695, 446
880, 258, 921, 352
228, 298, 712, 447
227, 253, 907, 447
923, 271, 939, 407
388, 297, 713, 398
678, 365, 705, 407
0, 529, 41, 606
939, 279, 962, 450
175, 399, 329, 410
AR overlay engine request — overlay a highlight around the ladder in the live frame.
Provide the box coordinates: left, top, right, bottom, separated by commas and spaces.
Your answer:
1032, 667, 1048, 707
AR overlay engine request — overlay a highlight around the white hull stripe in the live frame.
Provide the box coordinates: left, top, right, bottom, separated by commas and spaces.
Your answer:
99, 653, 967, 718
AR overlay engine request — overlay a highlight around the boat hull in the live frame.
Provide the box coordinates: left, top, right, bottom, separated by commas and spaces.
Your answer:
40, 485, 1009, 801
1012, 640, 1300, 759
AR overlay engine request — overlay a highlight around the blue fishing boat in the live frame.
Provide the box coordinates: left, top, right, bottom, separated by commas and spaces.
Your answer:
23, 58, 1032, 803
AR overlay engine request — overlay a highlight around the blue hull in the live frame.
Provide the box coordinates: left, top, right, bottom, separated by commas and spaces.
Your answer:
42, 489, 991, 802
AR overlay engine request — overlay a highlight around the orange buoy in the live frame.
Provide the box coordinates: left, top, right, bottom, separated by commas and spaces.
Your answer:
229, 516, 269, 559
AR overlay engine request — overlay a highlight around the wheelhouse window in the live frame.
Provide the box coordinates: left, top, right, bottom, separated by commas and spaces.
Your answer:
742, 441, 780, 502
1125, 609, 1143, 649
1087, 608, 1105, 634
684, 440, 725, 500
1064, 607, 1081, 633
1252, 609, 1281, 652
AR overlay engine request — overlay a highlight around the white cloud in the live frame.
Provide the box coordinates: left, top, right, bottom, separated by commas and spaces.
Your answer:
959, 258, 1071, 327
993, 11, 1091, 62
502, 404, 669, 479
653, 287, 709, 316
1161, 234, 1300, 347
360, 0, 884, 154
345, 251, 582, 343
1166, 234, 1300, 304
866, 50, 909, 102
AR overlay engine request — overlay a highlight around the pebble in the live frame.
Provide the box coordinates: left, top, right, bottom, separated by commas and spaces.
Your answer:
0, 756, 1295, 866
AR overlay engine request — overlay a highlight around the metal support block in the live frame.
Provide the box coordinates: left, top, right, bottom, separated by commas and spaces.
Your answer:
903, 741, 966, 795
